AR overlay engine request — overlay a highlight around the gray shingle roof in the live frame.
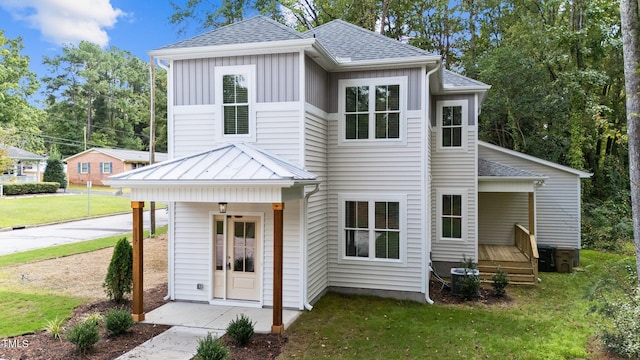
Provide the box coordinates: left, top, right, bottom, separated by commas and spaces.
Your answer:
158, 16, 302, 50
1, 145, 45, 160
443, 70, 489, 88
96, 148, 168, 163
478, 158, 543, 178
303, 20, 436, 61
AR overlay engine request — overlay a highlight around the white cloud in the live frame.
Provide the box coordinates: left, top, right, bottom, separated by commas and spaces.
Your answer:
0, 0, 125, 47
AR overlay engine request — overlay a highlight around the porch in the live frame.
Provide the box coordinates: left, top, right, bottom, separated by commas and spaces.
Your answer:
478, 224, 539, 285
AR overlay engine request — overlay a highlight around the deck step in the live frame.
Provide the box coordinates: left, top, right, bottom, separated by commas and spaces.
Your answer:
478, 265, 533, 274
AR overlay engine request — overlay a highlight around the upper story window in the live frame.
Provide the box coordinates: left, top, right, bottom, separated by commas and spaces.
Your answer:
436, 100, 468, 151
215, 65, 256, 141
339, 77, 407, 145
79, 162, 90, 174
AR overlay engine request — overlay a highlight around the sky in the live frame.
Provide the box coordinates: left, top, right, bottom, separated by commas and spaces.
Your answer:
0, 0, 198, 102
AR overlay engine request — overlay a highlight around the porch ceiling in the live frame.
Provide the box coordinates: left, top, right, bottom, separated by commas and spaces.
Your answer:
105, 143, 318, 202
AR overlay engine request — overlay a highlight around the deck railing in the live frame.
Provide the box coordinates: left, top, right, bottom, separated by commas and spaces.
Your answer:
515, 224, 539, 281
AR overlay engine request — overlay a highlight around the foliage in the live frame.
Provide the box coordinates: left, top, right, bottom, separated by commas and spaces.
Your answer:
44, 316, 65, 340
582, 194, 633, 252
458, 256, 480, 300
491, 265, 509, 297
102, 238, 133, 303
226, 313, 255, 345
104, 308, 134, 335
83, 312, 103, 327
195, 333, 230, 360
65, 319, 100, 354
2, 182, 59, 195
42, 158, 66, 188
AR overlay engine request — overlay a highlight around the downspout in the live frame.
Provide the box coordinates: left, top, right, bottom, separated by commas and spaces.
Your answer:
424, 62, 441, 305
303, 183, 320, 311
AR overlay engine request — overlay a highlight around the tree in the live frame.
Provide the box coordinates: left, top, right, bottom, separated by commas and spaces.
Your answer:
42, 145, 65, 188
103, 237, 133, 302
620, 0, 640, 286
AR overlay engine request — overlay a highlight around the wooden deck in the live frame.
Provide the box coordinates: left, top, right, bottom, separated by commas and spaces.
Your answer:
478, 244, 537, 285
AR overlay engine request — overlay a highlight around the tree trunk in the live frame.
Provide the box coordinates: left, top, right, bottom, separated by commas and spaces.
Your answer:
620, 0, 640, 287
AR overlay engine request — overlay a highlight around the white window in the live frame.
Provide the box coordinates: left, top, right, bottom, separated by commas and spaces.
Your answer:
79, 162, 90, 174
436, 100, 468, 151
215, 65, 256, 141
436, 189, 467, 242
100, 162, 112, 174
339, 194, 406, 264
338, 77, 407, 145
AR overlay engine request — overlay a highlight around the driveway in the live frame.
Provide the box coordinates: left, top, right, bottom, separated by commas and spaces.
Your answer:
0, 209, 168, 255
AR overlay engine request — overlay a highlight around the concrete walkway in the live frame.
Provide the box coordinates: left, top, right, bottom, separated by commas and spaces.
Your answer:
116, 303, 302, 359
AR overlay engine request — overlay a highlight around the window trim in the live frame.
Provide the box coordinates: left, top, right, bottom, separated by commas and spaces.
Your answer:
100, 162, 112, 174
338, 76, 407, 146
215, 65, 257, 142
79, 162, 90, 174
436, 188, 467, 243
436, 100, 468, 151
338, 194, 407, 266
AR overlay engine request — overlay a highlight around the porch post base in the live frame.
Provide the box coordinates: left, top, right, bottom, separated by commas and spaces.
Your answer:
271, 324, 284, 334
132, 313, 145, 322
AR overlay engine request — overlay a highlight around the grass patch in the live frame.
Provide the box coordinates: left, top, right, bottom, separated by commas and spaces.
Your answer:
0, 290, 85, 337
281, 250, 625, 359
0, 226, 167, 268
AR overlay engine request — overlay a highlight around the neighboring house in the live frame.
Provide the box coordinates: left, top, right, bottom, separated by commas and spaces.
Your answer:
65, 148, 167, 186
107, 17, 591, 331
0, 145, 47, 183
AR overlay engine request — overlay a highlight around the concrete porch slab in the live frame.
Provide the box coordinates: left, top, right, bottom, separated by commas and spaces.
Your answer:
143, 302, 303, 333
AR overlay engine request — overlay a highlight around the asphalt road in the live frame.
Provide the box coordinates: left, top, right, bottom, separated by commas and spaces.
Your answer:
0, 209, 168, 256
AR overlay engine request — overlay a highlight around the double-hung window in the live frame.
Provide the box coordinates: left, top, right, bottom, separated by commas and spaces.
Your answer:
79, 162, 90, 174
340, 195, 406, 263
339, 77, 406, 144
215, 65, 256, 141
100, 162, 112, 174
436, 189, 466, 242
436, 100, 467, 151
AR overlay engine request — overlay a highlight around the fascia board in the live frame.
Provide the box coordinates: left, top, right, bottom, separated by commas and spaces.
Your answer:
104, 179, 319, 187
478, 176, 548, 182
148, 38, 317, 60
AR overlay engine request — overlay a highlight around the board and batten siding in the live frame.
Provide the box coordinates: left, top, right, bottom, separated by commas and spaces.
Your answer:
305, 57, 329, 112
327, 68, 423, 113
478, 146, 583, 249
173, 53, 300, 106
304, 106, 329, 303
478, 192, 528, 245
172, 201, 303, 309
326, 111, 425, 293
170, 104, 302, 165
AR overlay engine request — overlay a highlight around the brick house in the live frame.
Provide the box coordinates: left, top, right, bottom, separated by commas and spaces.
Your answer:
65, 148, 167, 186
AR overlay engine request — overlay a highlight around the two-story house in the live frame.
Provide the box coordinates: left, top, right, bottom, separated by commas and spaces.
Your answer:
107, 16, 590, 333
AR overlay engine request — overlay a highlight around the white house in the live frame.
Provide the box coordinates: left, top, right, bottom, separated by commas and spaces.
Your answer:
107, 16, 591, 333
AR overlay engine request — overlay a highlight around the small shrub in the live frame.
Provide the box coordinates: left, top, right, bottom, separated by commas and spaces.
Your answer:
83, 312, 103, 326
226, 314, 255, 345
195, 333, 229, 360
44, 316, 65, 340
458, 256, 480, 300
599, 290, 640, 358
104, 308, 134, 335
491, 265, 509, 297
65, 319, 100, 354
103, 237, 133, 302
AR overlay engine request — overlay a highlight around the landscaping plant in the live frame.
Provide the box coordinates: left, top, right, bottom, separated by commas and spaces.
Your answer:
65, 319, 100, 354
42, 146, 66, 189
195, 333, 229, 360
458, 256, 480, 300
491, 265, 509, 297
226, 314, 255, 345
103, 237, 133, 302
104, 308, 134, 335
44, 316, 65, 340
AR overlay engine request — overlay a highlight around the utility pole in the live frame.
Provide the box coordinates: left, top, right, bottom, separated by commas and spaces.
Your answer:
149, 56, 156, 236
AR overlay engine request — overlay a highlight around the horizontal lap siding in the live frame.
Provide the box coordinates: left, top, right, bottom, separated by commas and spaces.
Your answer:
172, 202, 302, 308
478, 147, 582, 248
255, 107, 301, 166
173, 106, 216, 157
305, 109, 328, 302
431, 130, 477, 262
478, 192, 528, 245
327, 114, 424, 293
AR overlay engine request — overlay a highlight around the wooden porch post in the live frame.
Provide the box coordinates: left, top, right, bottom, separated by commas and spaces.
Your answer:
132, 201, 145, 322
272, 202, 284, 334
528, 192, 535, 235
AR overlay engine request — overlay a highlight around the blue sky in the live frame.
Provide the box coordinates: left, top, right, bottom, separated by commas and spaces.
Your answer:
0, 0, 198, 99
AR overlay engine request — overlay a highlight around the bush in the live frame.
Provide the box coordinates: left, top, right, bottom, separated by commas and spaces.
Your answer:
582, 196, 633, 252
104, 308, 134, 335
599, 290, 640, 358
66, 319, 100, 354
44, 316, 65, 340
43, 158, 66, 188
103, 238, 133, 302
458, 256, 480, 300
491, 265, 509, 297
2, 182, 59, 195
226, 314, 255, 345
195, 333, 229, 360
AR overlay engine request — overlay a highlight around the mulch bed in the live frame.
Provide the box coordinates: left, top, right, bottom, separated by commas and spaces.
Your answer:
429, 279, 513, 305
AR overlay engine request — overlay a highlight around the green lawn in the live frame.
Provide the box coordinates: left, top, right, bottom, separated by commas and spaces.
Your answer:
280, 250, 630, 359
